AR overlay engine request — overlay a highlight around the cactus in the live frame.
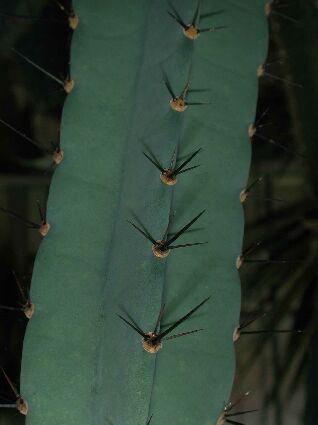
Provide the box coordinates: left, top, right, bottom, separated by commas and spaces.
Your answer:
13, 1, 269, 425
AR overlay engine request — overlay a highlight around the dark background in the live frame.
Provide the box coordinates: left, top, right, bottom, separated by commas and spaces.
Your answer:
0, 1, 317, 424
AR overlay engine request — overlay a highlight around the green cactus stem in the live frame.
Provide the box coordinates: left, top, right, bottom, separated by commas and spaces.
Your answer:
20, 1, 268, 425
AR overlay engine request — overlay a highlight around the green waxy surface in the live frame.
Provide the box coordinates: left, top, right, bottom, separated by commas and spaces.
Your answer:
21, 1, 268, 425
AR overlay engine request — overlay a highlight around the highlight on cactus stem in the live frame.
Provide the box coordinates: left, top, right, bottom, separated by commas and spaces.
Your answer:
143, 147, 201, 186
128, 209, 207, 258
0, 201, 50, 236
167, 0, 226, 40
0, 369, 28, 415
118, 297, 209, 353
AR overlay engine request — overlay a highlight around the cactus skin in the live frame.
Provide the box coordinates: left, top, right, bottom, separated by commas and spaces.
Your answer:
20, 1, 268, 425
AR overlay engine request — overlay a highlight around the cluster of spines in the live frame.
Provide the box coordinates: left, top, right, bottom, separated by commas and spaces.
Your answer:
231, 1, 305, 422
0, 1, 81, 237
0, 0, 78, 418
119, 1, 260, 424
122, 1, 222, 358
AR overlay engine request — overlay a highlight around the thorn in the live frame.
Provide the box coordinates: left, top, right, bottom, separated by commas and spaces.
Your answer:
226, 419, 245, 425
243, 259, 303, 264
157, 297, 210, 340
246, 195, 288, 204
257, 64, 303, 88
0, 117, 43, 151
23, 302, 35, 319
252, 132, 307, 159
0, 207, 39, 229
0, 403, 18, 409
233, 312, 303, 341
160, 148, 202, 186
121, 297, 209, 354
55, 0, 79, 29
13, 48, 75, 93
169, 145, 178, 170
0, 205, 50, 236
127, 220, 157, 245
177, 164, 201, 175
192, 0, 201, 27
36, 201, 50, 236
1, 369, 28, 415
146, 415, 153, 425
265, 2, 301, 25
168, 0, 225, 40
0, 118, 62, 164
167, 1, 188, 30
11, 270, 28, 303
2, 270, 34, 319
226, 409, 258, 418
163, 73, 208, 112
169, 80, 190, 112
36, 200, 45, 222
130, 211, 206, 258
174, 148, 202, 175
233, 312, 267, 340
64, 78, 75, 93
239, 177, 263, 203
160, 170, 178, 186
224, 391, 251, 412
248, 124, 257, 139
255, 107, 270, 126
68, 15, 79, 30
0, 12, 64, 24
240, 329, 303, 335
239, 312, 267, 331
153, 304, 165, 335
169, 241, 208, 249
232, 326, 241, 342
117, 314, 146, 338
236, 241, 262, 269
162, 68, 177, 98
0, 305, 24, 312
183, 25, 200, 40
185, 101, 211, 106
52, 147, 64, 164
198, 25, 227, 33
164, 328, 203, 340
162, 210, 175, 244
151, 211, 206, 258
142, 151, 164, 172
165, 210, 206, 246
151, 241, 171, 259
